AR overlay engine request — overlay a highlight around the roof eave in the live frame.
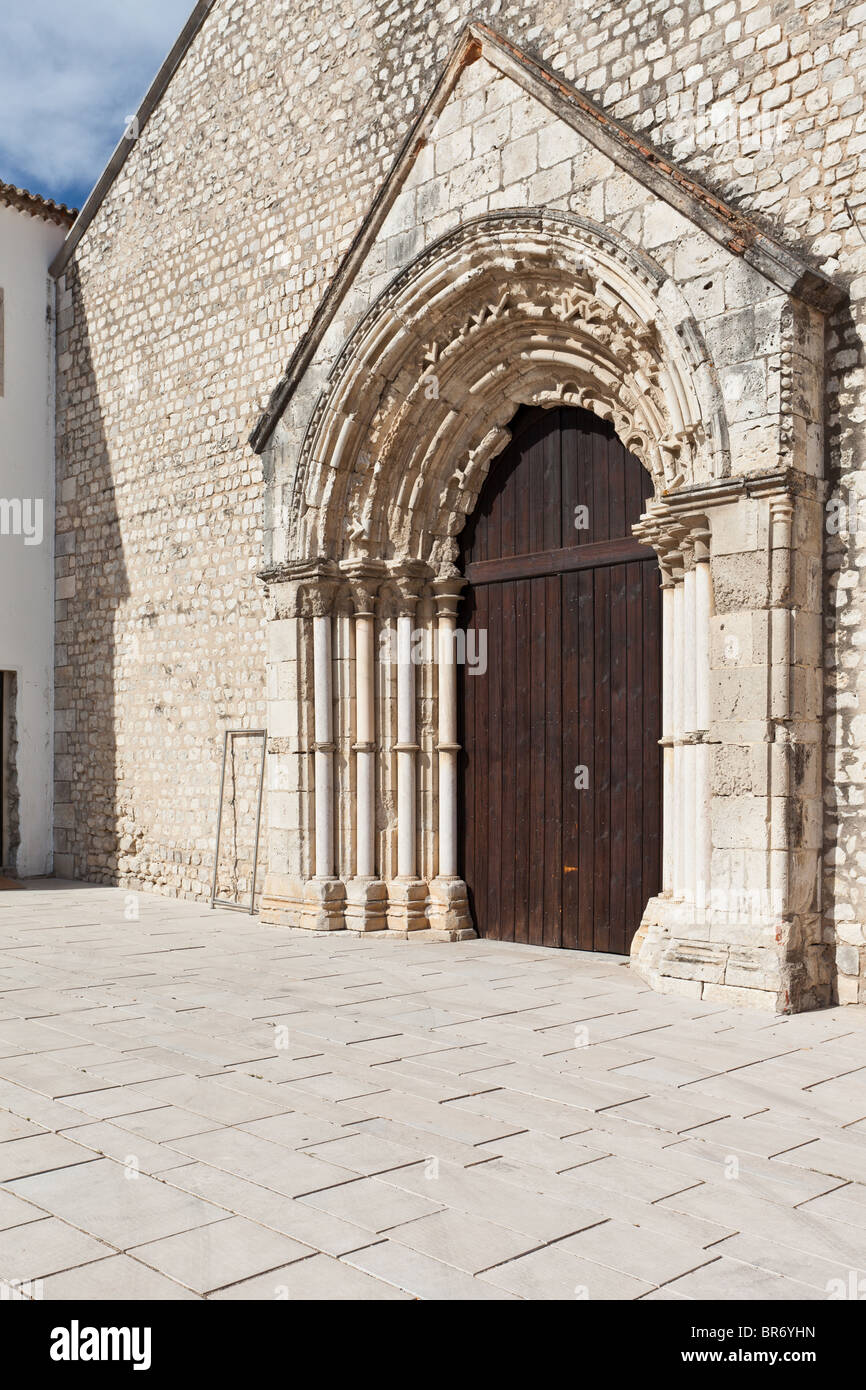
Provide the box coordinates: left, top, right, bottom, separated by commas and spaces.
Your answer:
0, 182, 77, 227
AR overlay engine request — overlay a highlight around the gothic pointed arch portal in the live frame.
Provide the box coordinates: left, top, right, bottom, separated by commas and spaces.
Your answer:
258, 209, 832, 1013
459, 402, 663, 953
281, 212, 729, 576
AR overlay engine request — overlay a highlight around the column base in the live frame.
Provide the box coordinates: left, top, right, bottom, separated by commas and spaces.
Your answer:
427, 876, 475, 938
301, 876, 346, 931
259, 873, 305, 928
630, 894, 830, 1012
387, 878, 428, 933
344, 877, 388, 932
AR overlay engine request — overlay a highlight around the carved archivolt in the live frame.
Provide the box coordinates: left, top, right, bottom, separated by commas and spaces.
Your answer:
289, 211, 729, 573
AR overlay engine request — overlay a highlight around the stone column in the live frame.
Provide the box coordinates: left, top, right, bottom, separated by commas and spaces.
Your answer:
301, 576, 346, 930
660, 559, 676, 896
670, 547, 686, 900
682, 537, 697, 903
258, 559, 344, 929
692, 525, 713, 915
768, 495, 794, 929
428, 573, 472, 935
388, 566, 428, 931
344, 564, 387, 930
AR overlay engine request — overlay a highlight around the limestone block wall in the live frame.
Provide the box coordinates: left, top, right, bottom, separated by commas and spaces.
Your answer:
53, 0, 866, 998
708, 489, 826, 1002
253, 26, 836, 1010
53, 250, 268, 898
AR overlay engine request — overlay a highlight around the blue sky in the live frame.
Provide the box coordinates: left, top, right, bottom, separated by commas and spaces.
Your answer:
0, 1, 194, 210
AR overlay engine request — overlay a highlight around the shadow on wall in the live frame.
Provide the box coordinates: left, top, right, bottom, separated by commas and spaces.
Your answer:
822, 295, 866, 1007
53, 269, 267, 907
53, 274, 128, 889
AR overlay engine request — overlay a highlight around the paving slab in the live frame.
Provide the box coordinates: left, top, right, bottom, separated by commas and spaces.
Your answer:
0, 1216, 115, 1281
712, 1232, 864, 1292
0, 1134, 99, 1183
165, 1126, 358, 1197
208, 1252, 410, 1300
157, 1161, 376, 1255
556, 1219, 718, 1285
40, 1254, 200, 1300
342, 1239, 517, 1299
297, 1174, 444, 1233
478, 1242, 653, 1299
385, 1207, 540, 1274
772, 1137, 866, 1185
5, 1156, 229, 1248
129, 1215, 314, 1294
2, 881, 866, 1300
662, 1257, 826, 1301
378, 1157, 604, 1241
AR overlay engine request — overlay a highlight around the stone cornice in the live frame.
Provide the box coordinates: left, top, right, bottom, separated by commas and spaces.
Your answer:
653, 468, 823, 512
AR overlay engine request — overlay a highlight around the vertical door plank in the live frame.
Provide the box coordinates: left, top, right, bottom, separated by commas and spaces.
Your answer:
500, 436, 517, 560
458, 405, 661, 954
513, 577, 532, 942
544, 572, 563, 948
625, 557, 644, 945
642, 560, 663, 907
486, 581, 502, 939
561, 568, 580, 950
608, 559, 628, 954
500, 579, 517, 941
528, 575, 547, 946
561, 407, 579, 552
576, 408, 593, 547
592, 564, 611, 951
577, 565, 595, 951
542, 408, 562, 552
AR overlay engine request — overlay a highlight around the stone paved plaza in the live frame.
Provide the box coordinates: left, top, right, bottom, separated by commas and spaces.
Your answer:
1, 880, 865, 1301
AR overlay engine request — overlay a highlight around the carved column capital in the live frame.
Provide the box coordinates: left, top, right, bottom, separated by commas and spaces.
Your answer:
261, 558, 341, 618
692, 525, 711, 563
387, 560, 430, 616
663, 541, 686, 581
676, 512, 711, 563
431, 573, 467, 620
633, 500, 691, 573
341, 559, 387, 616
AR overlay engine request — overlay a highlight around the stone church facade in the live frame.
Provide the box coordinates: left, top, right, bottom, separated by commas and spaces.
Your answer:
49, 0, 866, 1013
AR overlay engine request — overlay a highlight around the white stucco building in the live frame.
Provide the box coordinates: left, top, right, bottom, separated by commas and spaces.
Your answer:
0, 183, 75, 877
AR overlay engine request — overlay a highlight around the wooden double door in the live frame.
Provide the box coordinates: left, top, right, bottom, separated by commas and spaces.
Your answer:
458, 405, 662, 954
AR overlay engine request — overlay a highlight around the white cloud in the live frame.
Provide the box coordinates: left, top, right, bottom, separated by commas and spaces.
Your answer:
0, 0, 195, 208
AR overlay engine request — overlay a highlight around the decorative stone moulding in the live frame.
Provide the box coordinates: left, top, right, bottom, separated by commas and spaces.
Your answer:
630, 471, 829, 1013
257, 205, 837, 1009
282, 212, 730, 579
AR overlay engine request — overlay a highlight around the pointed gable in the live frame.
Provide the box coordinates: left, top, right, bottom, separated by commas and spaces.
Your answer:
250, 21, 841, 454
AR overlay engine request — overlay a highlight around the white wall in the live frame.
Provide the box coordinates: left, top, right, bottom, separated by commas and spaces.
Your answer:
0, 203, 67, 876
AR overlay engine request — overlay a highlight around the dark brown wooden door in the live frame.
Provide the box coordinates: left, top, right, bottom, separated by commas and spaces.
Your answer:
458, 405, 662, 954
